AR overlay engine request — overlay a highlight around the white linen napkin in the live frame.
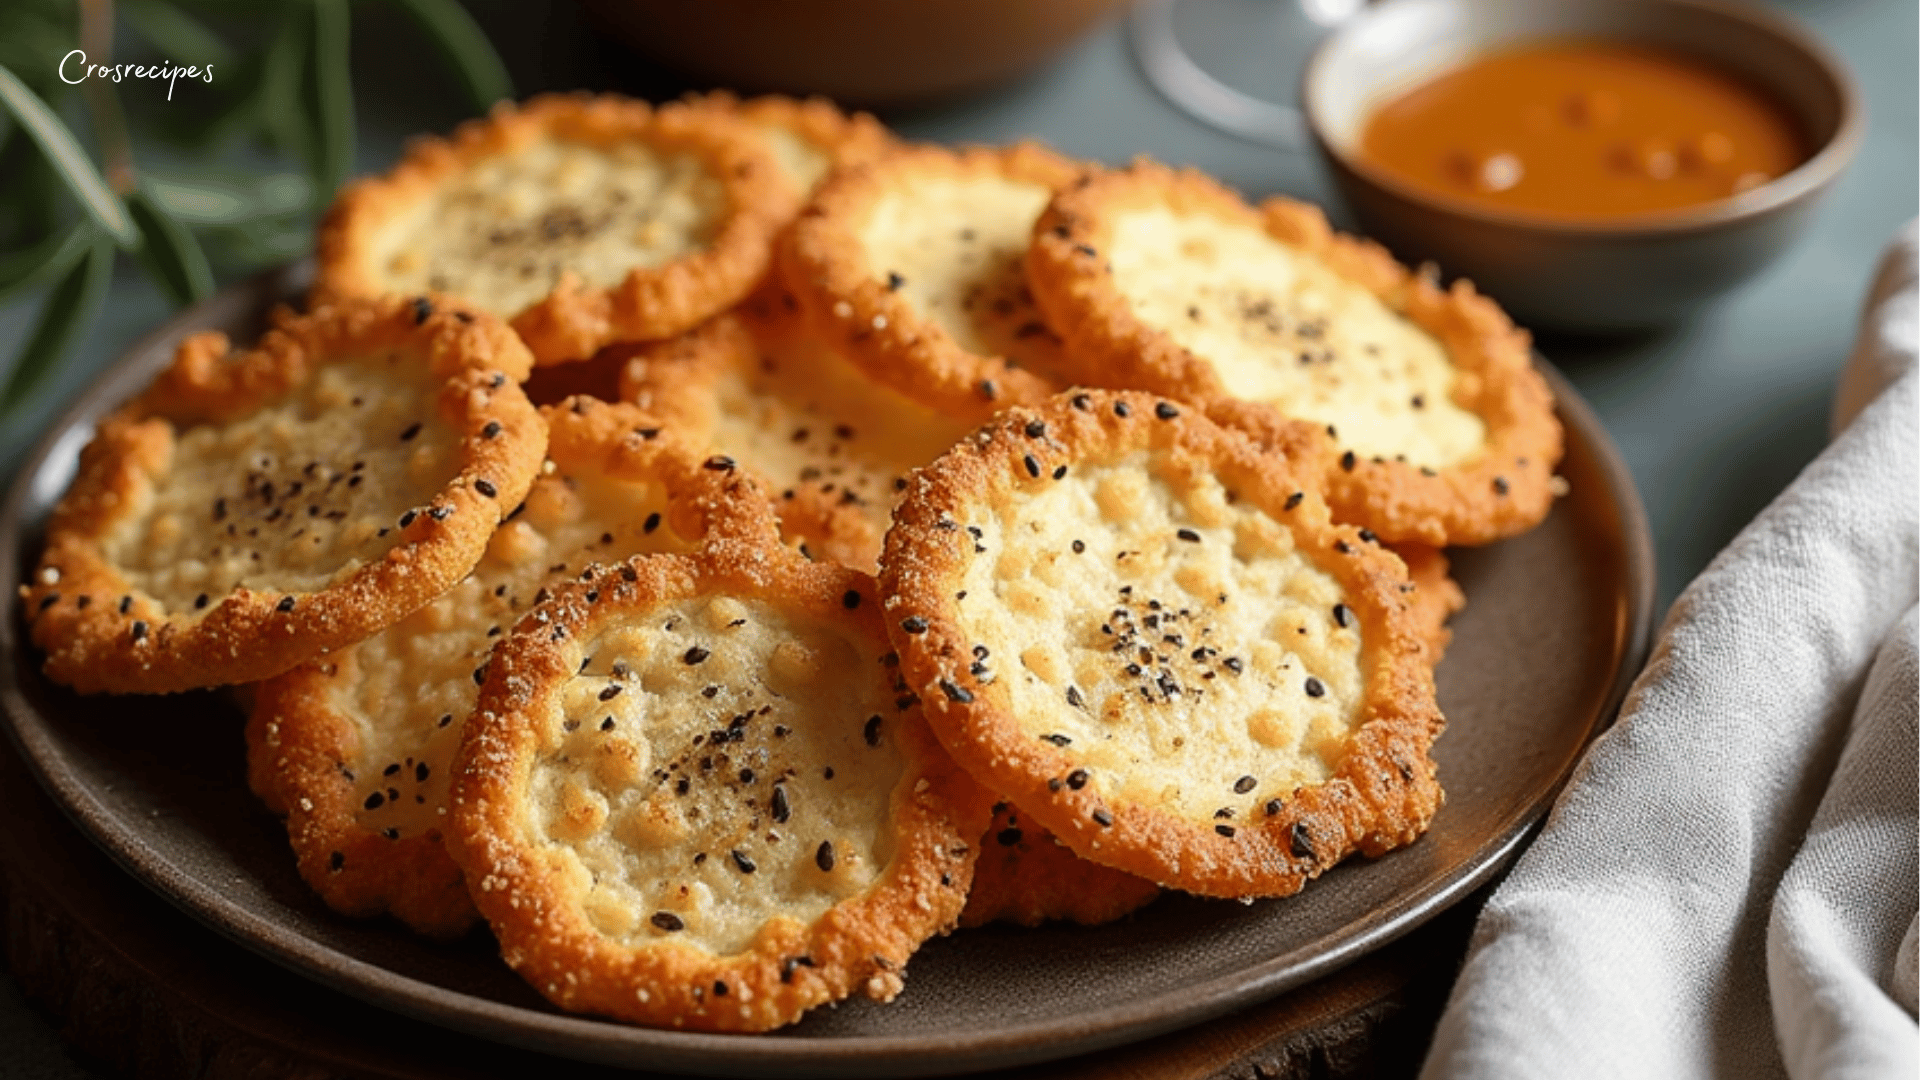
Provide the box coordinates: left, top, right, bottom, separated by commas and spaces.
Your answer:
1421, 222, 1919, 1080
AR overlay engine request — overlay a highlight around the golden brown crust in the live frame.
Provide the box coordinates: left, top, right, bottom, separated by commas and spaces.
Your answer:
22, 296, 545, 695
779, 142, 1086, 423
672, 91, 895, 202
447, 539, 992, 1031
880, 389, 1445, 899
618, 282, 973, 573
1026, 161, 1562, 546
960, 801, 1160, 929
247, 401, 778, 937
314, 93, 796, 365
1391, 543, 1465, 664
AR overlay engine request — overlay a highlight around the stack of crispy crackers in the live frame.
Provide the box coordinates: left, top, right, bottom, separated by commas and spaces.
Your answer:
18, 92, 1561, 1032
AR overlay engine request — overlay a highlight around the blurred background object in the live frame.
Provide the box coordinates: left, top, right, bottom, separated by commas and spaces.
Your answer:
576, 0, 1129, 108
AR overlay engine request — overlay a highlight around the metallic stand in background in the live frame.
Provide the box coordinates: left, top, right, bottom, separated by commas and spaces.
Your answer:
1129, 0, 1363, 150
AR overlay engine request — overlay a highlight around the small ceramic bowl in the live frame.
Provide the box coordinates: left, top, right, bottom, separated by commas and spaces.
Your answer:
1301, 0, 1862, 332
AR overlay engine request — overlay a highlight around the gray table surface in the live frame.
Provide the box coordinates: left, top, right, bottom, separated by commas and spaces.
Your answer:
1, 1, 1913, 1075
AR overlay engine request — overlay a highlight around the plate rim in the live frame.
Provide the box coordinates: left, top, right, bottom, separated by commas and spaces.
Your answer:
0, 262, 1656, 1078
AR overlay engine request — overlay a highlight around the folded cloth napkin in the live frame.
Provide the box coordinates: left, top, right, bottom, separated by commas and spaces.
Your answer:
1422, 222, 1919, 1080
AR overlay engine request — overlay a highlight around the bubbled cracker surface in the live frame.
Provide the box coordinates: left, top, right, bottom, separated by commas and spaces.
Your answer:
530, 597, 907, 956
100, 354, 456, 612
858, 176, 1066, 376
370, 139, 726, 317
703, 335, 971, 565
752, 123, 831, 194
340, 470, 694, 840
1107, 208, 1486, 469
955, 450, 1364, 823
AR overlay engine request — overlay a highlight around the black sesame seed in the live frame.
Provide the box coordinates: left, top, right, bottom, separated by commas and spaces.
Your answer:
118, 595, 131, 615
1265, 799, 1283, 817
599, 684, 623, 701
328, 851, 345, 871
472, 664, 488, 685
979, 379, 997, 400
938, 679, 974, 703
193, 593, 210, 610
1222, 657, 1243, 674
1072, 539, 1086, 554
1067, 769, 1089, 790
130, 620, 148, 643
1071, 393, 1092, 411
1066, 686, 1085, 708
704, 455, 736, 471
1113, 401, 1131, 418
843, 589, 862, 609
781, 956, 815, 983
651, 911, 685, 932
36, 593, 58, 612
481, 421, 502, 439
816, 841, 836, 872
771, 785, 791, 823
1290, 822, 1315, 859
1493, 476, 1510, 496
863, 715, 883, 746
364, 791, 385, 810
275, 595, 296, 613
684, 646, 711, 665
400, 422, 422, 442
474, 479, 497, 498
1154, 401, 1179, 420
1023, 454, 1041, 478
900, 616, 928, 634
1358, 528, 1377, 544
1305, 676, 1326, 698
642, 511, 662, 535
1234, 775, 1257, 794
730, 848, 757, 874
886, 271, 905, 290
1216, 824, 1236, 837
1177, 528, 1201, 543
1042, 733, 1072, 746
1340, 451, 1357, 471
1332, 603, 1351, 628
1052, 465, 1068, 480
1092, 808, 1113, 827
601, 717, 616, 732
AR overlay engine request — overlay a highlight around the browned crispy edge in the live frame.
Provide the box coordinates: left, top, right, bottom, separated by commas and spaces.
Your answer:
20, 296, 546, 695
247, 400, 782, 937
1026, 160, 1563, 546
779, 141, 1085, 423
314, 93, 797, 364
1391, 543, 1466, 664
880, 389, 1445, 899
447, 539, 992, 1031
961, 801, 1161, 929
672, 91, 896, 201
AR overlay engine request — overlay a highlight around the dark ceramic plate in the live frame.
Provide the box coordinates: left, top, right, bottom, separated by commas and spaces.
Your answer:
0, 264, 1654, 1079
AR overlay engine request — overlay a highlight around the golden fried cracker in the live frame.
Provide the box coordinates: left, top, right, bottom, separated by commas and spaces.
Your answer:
880, 390, 1444, 899
675, 92, 894, 201
960, 801, 1160, 929
22, 296, 544, 695
618, 284, 974, 573
781, 142, 1085, 421
1026, 160, 1562, 546
316, 93, 794, 364
248, 401, 776, 936
448, 540, 991, 1031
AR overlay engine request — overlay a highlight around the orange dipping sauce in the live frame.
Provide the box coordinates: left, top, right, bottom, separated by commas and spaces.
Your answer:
1359, 42, 1808, 220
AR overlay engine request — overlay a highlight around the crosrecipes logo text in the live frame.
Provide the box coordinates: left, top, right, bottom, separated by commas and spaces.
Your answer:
59, 50, 212, 100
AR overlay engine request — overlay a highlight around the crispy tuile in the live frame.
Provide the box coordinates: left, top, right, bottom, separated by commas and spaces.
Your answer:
22, 295, 545, 695
880, 389, 1445, 899
1026, 160, 1562, 546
